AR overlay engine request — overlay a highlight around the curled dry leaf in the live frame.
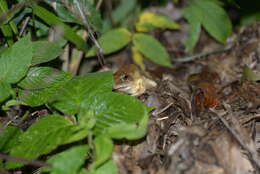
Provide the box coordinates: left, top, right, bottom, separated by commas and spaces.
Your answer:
188, 70, 221, 116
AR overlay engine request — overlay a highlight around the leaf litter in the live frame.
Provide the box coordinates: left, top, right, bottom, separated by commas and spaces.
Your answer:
111, 22, 260, 174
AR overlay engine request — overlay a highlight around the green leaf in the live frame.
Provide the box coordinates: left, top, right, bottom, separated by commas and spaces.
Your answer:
32, 41, 63, 65
80, 92, 148, 139
133, 33, 172, 67
86, 28, 132, 57
183, 6, 202, 53
135, 11, 180, 32
50, 71, 113, 114
95, 160, 118, 174
44, 145, 89, 174
0, 35, 32, 83
0, 81, 12, 102
185, 0, 232, 44
6, 115, 88, 169
18, 67, 72, 107
32, 4, 88, 51
0, 126, 22, 153
90, 136, 113, 170
198, 1, 232, 43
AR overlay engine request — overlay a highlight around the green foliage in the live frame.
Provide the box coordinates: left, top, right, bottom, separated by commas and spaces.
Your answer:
0, 82, 12, 102
32, 41, 63, 65
86, 28, 132, 57
133, 33, 172, 67
50, 72, 113, 114
0, 35, 32, 84
5, 115, 89, 169
44, 145, 89, 174
0, 126, 22, 153
184, 0, 232, 52
18, 67, 72, 107
0, 3, 149, 171
31, 4, 88, 51
90, 136, 113, 170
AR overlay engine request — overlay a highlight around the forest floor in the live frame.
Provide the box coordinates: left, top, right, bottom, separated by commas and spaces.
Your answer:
109, 14, 260, 174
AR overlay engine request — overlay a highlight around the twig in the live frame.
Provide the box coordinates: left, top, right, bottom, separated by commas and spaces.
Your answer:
96, 0, 104, 10
0, 153, 51, 168
172, 45, 233, 63
61, 0, 105, 67
19, 16, 30, 37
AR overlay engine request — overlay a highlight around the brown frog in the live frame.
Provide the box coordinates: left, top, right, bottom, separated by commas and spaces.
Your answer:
113, 64, 157, 96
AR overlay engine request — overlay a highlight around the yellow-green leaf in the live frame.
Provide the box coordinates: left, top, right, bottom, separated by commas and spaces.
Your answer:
135, 12, 180, 32
241, 66, 260, 82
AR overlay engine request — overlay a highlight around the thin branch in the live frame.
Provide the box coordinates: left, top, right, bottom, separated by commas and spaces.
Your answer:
61, 0, 105, 67
19, 16, 30, 37
0, 153, 52, 168
172, 45, 233, 63
96, 0, 103, 10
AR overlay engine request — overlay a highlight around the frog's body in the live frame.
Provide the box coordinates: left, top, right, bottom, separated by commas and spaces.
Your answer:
113, 64, 157, 96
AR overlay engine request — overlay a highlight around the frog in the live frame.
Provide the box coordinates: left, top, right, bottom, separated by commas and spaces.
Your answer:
113, 64, 157, 96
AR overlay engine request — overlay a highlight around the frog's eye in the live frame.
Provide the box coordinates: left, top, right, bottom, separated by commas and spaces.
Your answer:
120, 74, 130, 82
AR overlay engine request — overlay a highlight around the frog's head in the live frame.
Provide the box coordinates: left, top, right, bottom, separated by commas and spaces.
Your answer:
113, 64, 143, 95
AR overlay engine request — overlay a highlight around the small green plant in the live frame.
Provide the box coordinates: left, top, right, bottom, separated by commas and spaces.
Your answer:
0, 34, 149, 173
0, 1, 150, 173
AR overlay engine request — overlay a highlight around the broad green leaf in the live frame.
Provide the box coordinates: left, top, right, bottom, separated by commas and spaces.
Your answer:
0, 81, 12, 102
241, 66, 260, 82
86, 28, 131, 57
80, 92, 148, 139
0, 35, 32, 83
90, 136, 113, 170
44, 145, 89, 174
135, 12, 180, 32
32, 41, 63, 65
32, 4, 88, 51
50, 71, 113, 114
133, 33, 172, 67
0, 126, 22, 153
6, 115, 88, 169
107, 106, 149, 140
18, 67, 72, 107
95, 160, 118, 174
198, 1, 232, 43
183, 6, 203, 53
184, 22, 201, 53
